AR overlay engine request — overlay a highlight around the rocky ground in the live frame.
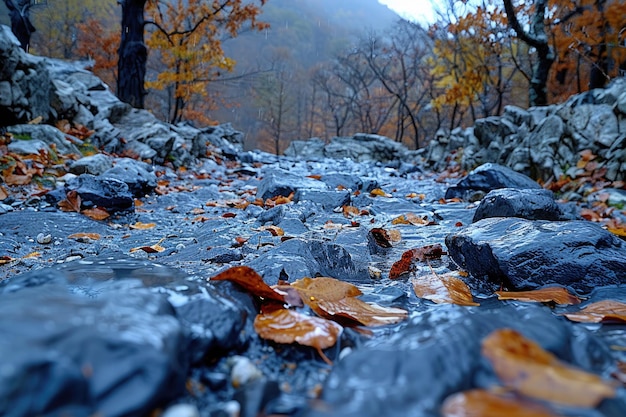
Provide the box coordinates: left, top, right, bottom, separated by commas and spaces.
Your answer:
2, 23, 626, 417
2, 143, 626, 417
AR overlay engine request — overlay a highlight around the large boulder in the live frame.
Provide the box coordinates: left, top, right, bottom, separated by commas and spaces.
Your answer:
472, 188, 564, 222
445, 163, 541, 200
445, 217, 626, 292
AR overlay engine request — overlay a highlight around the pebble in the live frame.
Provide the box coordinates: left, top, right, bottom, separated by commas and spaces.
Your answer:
229, 356, 263, 388
161, 404, 200, 417
36, 233, 52, 244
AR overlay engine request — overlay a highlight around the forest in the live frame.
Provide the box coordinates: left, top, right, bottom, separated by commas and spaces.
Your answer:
2, 0, 625, 153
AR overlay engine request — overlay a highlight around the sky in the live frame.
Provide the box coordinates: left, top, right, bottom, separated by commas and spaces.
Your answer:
377, 0, 438, 25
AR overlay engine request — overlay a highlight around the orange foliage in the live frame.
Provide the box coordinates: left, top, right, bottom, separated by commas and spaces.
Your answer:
76, 18, 120, 91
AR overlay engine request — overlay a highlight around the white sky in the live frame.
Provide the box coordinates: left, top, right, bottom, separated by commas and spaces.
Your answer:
377, 0, 438, 25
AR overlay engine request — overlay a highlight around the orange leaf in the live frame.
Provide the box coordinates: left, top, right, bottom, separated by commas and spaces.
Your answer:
81, 207, 110, 220
210, 266, 285, 303
130, 222, 156, 230
496, 287, 581, 305
370, 188, 391, 197
413, 273, 479, 306
189, 207, 205, 215
482, 328, 615, 407
253, 225, 284, 236
68, 233, 101, 241
391, 213, 432, 226
562, 300, 626, 323
291, 277, 407, 327
23, 252, 40, 259
0, 185, 8, 200
254, 309, 341, 364
342, 205, 360, 218
58, 191, 81, 213
441, 389, 563, 417
3, 173, 32, 185
389, 244, 444, 279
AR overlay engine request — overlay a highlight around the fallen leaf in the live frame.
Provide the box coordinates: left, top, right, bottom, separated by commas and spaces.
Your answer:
562, 300, 626, 323
291, 276, 407, 327
252, 225, 285, 236
68, 233, 101, 241
81, 207, 110, 220
254, 309, 341, 364
222, 212, 237, 218
130, 222, 156, 230
189, 207, 205, 215
342, 205, 360, 218
210, 266, 285, 303
413, 273, 479, 306
389, 244, 444, 279
496, 287, 581, 305
482, 328, 616, 407
370, 188, 392, 197
23, 252, 40, 259
441, 389, 563, 417
370, 227, 393, 248
58, 190, 81, 213
129, 238, 166, 253
0, 255, 16, 265
391, 213, 432, 226
0, 185, 8, 200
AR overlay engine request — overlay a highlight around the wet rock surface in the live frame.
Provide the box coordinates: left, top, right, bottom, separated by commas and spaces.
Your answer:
2, 154, 626, 417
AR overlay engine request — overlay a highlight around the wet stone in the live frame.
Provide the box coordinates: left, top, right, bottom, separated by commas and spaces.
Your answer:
65, 173, 134, 212
256, 169, 327, 200
445, 163, 541, 200
293, 189, 351, 211
472, 188, 565, 222
446, 217, 626, 292
204, 247, 243, 264
102, 158, 158, 197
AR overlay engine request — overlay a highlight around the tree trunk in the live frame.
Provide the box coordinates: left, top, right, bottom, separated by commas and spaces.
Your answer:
117, 0, 147, 108
4, 0, 35, 52
503, 0, 554, 106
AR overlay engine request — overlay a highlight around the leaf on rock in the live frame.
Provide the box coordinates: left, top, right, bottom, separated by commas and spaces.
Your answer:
391, 212, 434, 226
252, 225, 285, 236
58, 190, 81, 213
482, 328, 616, 407
496, 287, 581, 305
562, 300, 626, 323
342, 205, 360, 218
441, 389, 563, 417
0, 255, 16, 265
291, 276, 407, 327
82, 207, 110, 220
413, 273, 479, 306
130, 222, 156, 230
370, 227, 393, 248
3, 173, 32, 186
210, 266, 285, 303
389, 244, 444, 279
254, 309, 341, 364
68, 233, 101, 241
370, 188, 392, 197
129, 238, 166, 254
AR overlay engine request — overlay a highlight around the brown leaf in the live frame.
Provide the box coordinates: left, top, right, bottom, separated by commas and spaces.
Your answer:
81, 207, 110, 220
389, 244, 444, 279
496, 287, 581, 305
129, 238, 166, 254
370, 227, 393, 248
68, 233, 101, 241
291, 276, 407, 327
254, 309, 341, 364
210, 266, 285, 303
413, 273, 479, 306
562, 300, 626, 323
0, 185, 8, 200
130, 222, 156, 230
391, 212, 432, 226
58, 190, 82, 213
342, 205, 360, 218
0, 255, 16, 265
441, 389, 563, 417
253, 225, 284, 236
482, 328, 616, 407
3, 173, 32, 185
370, 188, 391, 197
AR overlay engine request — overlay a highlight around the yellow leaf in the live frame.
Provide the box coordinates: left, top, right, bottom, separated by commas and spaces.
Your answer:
68, 233, 101, 241
482, 328, 615, 407
369, 188, 392, 197
413, 273, 479, 306
496, 287, 581, 305
130, 222, 156, 230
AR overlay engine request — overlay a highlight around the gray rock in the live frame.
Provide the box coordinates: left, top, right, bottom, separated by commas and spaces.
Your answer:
446, 217, 626, 292
65, 174, 134, 212
472, 188, 564, 222
103, 158, 157, 197
283, 138, 326, 160
7, 124, 80, 155
256, 169, 327, 200
294, 189, 351, 210
70, 154, 113, 175
0, 284, 185, 417
445, 163, 541, 200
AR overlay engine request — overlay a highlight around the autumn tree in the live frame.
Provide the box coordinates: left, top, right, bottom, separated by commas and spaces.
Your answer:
76, 18, 120, 90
